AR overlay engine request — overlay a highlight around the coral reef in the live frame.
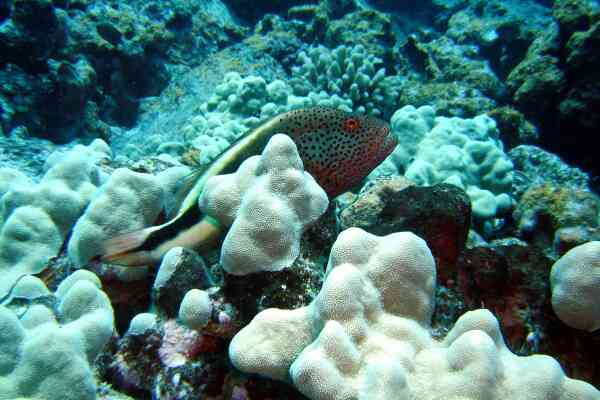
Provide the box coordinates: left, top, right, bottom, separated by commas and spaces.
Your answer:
67, 165, 189, 282
1, 0, 600, 398
388, 105, 514, 223
455, 240, 552, 351
0, 0, 243, 141
0, 140, 110, 297
506, 0, 600, 176
509, 144, 591, 196
230, 228, 599, 399
0, 270, 114, 400
0, 134, 57, 177
153, 247, 213, 317
486, 106, 539, 149
289, 44, 403, 117
445, 0, 550, 80
339, 179, 471, 284
513, 182, 600, 257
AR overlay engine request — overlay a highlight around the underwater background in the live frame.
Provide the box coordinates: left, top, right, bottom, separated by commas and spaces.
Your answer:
1, 0, 600, 399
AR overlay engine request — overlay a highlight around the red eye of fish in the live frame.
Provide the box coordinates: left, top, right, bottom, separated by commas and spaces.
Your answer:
343, 118, 361, 132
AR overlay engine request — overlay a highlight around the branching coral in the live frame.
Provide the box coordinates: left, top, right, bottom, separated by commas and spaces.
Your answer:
184, 72, 352, 165
289, 44, 403, 118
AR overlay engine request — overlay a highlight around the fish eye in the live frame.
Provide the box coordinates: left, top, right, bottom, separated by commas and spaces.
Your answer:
343, 118, 360, 132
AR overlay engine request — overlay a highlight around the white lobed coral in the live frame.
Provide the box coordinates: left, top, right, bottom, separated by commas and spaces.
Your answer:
0, 270, 114, 400
0, 169, 30, 207
388, 105, 436, 170
127, 313, 158, 336
67, 166, 189, 277
0, 140, 110, 297
199, 134, 329, 275
389, 105, 514, 221
550, 241, 600, 332
178, 289, 212, 330
229, 228, 599, 400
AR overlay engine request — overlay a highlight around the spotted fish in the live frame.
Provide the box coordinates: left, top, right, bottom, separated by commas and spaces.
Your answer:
284, 107, 396, 197
102, 107, 397, 266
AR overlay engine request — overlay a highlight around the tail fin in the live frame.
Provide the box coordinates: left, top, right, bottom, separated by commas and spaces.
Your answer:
100, 208, 224, 267
101, 204, 203, 266
101, 225, 164, 266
